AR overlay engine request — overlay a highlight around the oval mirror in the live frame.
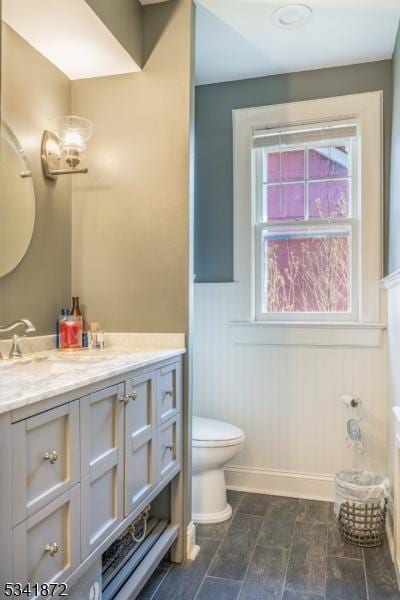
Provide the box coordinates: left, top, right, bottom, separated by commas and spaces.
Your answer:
0, 120, 35, 278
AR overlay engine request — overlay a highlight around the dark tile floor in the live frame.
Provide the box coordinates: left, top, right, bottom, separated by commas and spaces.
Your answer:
138, 491, 400, 600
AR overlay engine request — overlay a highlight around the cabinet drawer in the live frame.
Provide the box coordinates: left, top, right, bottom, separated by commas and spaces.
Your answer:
125, 429, 158, 517
125, 371, 156, 441
81, 456, 123, 559
158, 414, 181, 481
80, 384, 124, 477
13, 486, 80, 586
157, 362, 182, 425
12, 402, 80, 526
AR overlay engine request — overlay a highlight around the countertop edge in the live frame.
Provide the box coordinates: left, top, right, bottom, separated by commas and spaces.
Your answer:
1, 348, 186, 416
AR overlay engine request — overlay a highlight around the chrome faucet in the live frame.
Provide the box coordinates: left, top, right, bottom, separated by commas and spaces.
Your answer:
0, 319, 36, 334
0, 319, 36, 359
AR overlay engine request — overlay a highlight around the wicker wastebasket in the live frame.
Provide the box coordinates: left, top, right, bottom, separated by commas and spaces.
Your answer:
335, 470, 389, 548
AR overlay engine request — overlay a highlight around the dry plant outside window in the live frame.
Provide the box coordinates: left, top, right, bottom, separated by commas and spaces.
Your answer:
265, 195, 350, 313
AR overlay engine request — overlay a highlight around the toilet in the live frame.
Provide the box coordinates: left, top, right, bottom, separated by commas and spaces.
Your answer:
192, 416, 245, 523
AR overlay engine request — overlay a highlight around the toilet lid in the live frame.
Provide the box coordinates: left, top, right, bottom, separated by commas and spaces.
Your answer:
193, 416, 244, 443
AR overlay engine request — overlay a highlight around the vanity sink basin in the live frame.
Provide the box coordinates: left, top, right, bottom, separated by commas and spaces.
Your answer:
48, 352, 106, 363
0, 356, 79, 375
0, 355, 49, 370
0, 351, 107, 372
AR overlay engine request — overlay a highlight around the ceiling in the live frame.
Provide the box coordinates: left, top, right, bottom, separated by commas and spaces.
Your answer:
2, 0, 141, 80
195, 0, 400, 85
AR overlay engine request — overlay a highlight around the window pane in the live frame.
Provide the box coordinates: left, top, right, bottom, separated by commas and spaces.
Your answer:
266, 149, 305, 183
263, 227, 351, 313
265, 183, 305, 221
308, 144, 350, 179
308, 180, 350, 219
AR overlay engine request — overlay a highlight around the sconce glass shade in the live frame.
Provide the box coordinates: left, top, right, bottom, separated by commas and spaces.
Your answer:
54, 115, 93, 153
41, 115, 93, 179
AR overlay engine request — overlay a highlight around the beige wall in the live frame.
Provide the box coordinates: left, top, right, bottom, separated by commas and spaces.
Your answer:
0, 24, 71, 334
71, 0, 193, 333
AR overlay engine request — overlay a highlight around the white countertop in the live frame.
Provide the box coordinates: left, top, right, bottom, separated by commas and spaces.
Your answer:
0, 346, 185, 415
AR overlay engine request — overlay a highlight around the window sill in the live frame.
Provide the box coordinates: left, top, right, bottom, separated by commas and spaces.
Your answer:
228, 321, 386, 348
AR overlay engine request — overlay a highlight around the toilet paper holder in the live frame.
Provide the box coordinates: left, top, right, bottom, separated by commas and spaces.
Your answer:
341, 395, 360, 408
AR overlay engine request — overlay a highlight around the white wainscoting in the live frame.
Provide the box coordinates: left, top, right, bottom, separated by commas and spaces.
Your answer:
382, 271, 400, 574
193, 283, 388, 501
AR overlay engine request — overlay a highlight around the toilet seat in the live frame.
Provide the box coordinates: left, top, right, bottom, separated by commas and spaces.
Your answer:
193, 416, 245, 448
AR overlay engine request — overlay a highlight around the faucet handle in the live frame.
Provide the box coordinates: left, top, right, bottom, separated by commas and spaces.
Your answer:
9, 334, 23, 359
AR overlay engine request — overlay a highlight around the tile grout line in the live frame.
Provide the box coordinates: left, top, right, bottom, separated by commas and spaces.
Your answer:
236, 493, 272, 598
236, 515, 265, 599
193, 498, 241, 600
362, 547, 371, 600
202, 575, 243, 583
147, 565, 172, 600
192, 537, 224, 600
323, 515, 329, 600
326, 553, 364, 561
279, 498, 300, 600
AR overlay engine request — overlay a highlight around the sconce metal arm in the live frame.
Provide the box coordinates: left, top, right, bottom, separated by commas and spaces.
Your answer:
46, 168, 88, 176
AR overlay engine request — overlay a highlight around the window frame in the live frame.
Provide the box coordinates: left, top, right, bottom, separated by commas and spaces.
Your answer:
232, 92, 383, 326
253, 125, 360, 322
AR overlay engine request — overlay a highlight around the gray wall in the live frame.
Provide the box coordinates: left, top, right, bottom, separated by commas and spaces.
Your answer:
389, 26, 400, 274
195, 61, 393, 282
0, 24, 71, 334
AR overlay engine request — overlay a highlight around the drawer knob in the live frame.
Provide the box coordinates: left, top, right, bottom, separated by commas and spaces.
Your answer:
43, 450, 58, 464
165, 443, 174, 451
45, 542, 59, 556
120, 391, 137, 404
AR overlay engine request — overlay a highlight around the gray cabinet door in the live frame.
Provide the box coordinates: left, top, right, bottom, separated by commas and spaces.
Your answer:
158, 414, 181, 481
125, 371, 156, 439
157, 361, 182, 425
12, 402, 80, 526
125, 429, 158, 517
80, 384, 124, 558
80, 383, 124, 477
124, 371, 158, 516
81, 456, 123, 559
13, 486, 80, 585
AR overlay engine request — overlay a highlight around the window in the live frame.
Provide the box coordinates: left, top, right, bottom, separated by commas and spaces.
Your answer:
233, 93, 382, 332
253, 123, 359, 321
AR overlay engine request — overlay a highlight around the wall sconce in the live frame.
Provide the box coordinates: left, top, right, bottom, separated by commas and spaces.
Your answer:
41, 115, 93, 180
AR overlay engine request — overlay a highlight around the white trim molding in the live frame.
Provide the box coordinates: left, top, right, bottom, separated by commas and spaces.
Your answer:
392, 409, 400, 584
186, 522, 200, 561
228, 320, 386, 348
225, 465, 335, 501
233, 91, 383, 325
386, 497, 396, 573
381, 270, 400, 290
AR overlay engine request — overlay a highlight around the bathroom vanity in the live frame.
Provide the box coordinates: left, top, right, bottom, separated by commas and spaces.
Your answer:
0, 343, 185, 599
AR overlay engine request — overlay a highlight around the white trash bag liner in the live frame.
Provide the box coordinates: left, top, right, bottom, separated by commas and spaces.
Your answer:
334, 469, 389, 517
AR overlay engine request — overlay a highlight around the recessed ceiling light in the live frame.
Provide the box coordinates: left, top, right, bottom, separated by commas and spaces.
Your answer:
271, 4, 313, 29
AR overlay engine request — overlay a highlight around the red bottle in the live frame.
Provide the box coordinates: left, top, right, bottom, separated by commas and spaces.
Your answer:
59, 297, 83, 350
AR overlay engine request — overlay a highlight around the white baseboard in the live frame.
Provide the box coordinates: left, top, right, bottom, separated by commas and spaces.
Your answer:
186, 522, 200, 561
225, 465, 335, 501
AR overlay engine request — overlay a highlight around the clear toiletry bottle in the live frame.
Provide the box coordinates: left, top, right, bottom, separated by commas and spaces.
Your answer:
88, 322, 104, 350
